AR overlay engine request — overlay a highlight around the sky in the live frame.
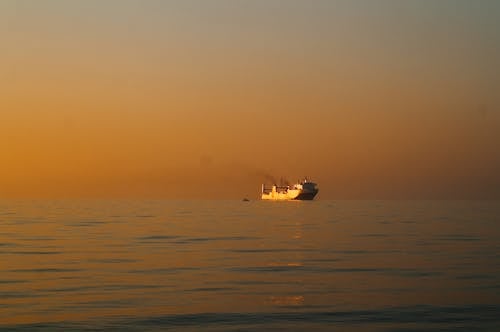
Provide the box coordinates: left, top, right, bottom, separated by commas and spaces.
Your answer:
1, 0, 499, 199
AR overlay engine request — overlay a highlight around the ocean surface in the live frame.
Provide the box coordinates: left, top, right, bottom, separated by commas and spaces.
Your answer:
1, 200, 499, 331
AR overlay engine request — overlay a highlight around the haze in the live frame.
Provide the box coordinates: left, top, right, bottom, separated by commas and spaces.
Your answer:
1, 0, 499, 199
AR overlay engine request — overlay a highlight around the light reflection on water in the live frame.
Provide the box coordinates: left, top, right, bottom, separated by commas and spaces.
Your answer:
1, 200, 500, 330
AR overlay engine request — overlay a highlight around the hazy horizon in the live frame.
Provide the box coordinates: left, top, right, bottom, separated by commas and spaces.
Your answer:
2, 0, 499, 199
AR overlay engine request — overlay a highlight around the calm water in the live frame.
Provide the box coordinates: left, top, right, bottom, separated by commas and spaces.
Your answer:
1, 200, 500, 331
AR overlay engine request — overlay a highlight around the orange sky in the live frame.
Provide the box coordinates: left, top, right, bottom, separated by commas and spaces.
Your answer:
1, 1, 499, 199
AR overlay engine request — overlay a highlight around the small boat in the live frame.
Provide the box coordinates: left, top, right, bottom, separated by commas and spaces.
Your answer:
261, 178, 319, 200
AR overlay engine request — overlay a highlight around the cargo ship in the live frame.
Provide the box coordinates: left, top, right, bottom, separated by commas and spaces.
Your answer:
261, 178, 319, 200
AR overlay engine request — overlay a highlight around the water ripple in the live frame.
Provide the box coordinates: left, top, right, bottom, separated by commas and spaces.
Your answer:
2, 305, 498, 331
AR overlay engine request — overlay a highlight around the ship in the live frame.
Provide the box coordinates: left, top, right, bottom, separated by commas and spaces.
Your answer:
261, 178, 319, 200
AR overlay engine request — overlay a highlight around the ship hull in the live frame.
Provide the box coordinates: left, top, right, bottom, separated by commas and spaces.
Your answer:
293, 191, 318, 200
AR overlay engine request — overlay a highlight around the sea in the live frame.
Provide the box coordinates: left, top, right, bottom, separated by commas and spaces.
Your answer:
1, 200, 499, 331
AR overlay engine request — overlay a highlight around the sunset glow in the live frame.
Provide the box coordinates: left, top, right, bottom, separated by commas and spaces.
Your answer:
1, 1, 499, 199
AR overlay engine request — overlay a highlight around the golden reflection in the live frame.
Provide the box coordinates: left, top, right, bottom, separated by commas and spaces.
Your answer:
266, 262, 303, 268
268, 296, 305, 306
